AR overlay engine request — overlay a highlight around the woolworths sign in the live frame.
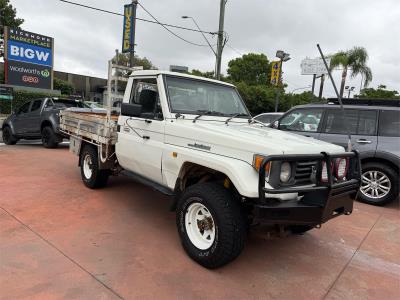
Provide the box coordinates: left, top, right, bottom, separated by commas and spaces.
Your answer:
4, 27, 54, 89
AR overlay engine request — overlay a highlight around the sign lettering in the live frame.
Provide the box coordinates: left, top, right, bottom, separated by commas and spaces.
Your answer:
270, 61, 281, 86
122, 4, 134, 53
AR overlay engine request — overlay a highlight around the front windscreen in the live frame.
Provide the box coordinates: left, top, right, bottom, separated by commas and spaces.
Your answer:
165, 76, 249, 116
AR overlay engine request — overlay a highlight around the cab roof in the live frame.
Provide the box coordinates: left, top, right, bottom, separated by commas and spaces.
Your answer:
131, 70, 235, 87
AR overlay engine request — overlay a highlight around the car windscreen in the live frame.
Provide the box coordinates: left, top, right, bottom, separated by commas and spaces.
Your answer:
165, 76, 249, 116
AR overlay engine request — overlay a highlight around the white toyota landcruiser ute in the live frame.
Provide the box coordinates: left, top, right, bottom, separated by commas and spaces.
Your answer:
60, 70, 361, 268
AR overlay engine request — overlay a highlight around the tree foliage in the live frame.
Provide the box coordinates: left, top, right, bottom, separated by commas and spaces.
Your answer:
330, 47, 372, 98
191, 69, 215, 79
227, 53, 271, 86
356, 84, 400, 99
112, 53, 157, 70
0, 0, 24, 32
54, 78, 74, 95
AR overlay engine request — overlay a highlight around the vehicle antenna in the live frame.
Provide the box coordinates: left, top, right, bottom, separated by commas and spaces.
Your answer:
317, 44, 352, 151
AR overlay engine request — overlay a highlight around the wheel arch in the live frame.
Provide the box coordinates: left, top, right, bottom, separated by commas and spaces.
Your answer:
2, 122, 15, 135
170, 161, 244, 211
361, 157, 399, 174
176, 162, 237, 192
40, 120, 54, 132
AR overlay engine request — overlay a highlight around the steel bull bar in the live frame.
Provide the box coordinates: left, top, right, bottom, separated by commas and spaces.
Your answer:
255, 151, 362, 225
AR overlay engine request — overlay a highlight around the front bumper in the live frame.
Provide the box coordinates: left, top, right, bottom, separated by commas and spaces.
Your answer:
254, 151, 361, 225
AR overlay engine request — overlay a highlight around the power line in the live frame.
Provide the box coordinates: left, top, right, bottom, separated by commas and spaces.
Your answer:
57, 0, 216, 35
225, 43, 242, 56
137, 2, 210, 47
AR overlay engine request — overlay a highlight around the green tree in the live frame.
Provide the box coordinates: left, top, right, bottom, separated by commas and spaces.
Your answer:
0, 0, 24, 32
330, 47, 372, 98
356, 84, 400, 99
112, 53, 157, 70
227, 53, 271, 86
54, 78, 74, 95
190, 69, 215, 79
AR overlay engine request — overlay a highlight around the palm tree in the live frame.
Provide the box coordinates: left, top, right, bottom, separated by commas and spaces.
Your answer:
330, 47, 372, 98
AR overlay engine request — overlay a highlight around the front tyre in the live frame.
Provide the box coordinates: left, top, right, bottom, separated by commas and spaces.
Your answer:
80, 145, 109, 189
176, 182, 246, 269
2, 126, 17, 145
359, 162, 398, 206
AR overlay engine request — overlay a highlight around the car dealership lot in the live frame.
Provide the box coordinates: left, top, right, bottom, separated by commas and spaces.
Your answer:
0, 143, 399, 299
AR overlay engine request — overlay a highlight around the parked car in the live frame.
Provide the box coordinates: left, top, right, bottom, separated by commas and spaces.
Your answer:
271, 99, 400, 205
253, 112, 284, 125
1, 97, 84, 148
83, 101, 104, 109
59, 70, 361, 268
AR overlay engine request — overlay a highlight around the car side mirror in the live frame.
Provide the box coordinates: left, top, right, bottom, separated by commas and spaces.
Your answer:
272, 120, 279, 129
121, 103, 142, 117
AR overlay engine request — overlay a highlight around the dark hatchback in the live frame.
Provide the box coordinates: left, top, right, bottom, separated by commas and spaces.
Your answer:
271, 99, 400, 205
2, 97, 84, 148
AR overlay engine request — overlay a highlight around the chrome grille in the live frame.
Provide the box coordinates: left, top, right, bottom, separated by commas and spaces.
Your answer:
294, 161, 317, 185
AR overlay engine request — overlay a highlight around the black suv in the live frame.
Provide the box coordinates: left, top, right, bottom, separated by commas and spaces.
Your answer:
272, 99, 400, 205
2, 97, 84, 148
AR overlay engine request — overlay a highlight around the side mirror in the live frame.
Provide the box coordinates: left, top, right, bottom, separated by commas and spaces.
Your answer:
121, 103, 142, 117
272, 120, 279, 129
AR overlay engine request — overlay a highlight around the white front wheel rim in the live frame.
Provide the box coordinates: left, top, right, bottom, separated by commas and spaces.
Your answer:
185, 201, 216, 250
83, 154, 93, 179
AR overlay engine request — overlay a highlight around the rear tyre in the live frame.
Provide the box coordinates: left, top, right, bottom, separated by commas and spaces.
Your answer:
358, 162, 398, 206
176, 182, 246, 269
80, 145, 109, 189
2, 126, 17, 145
41, 126, 59, 148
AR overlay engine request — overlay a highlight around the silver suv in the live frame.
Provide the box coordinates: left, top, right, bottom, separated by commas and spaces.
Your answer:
273, 99, 399, 205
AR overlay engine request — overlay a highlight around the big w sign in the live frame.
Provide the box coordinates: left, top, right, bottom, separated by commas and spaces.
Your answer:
4, 27, 54, 89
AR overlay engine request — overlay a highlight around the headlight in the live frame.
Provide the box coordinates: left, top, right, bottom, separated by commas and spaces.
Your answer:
280, 162, 292, 183
335, 158, 348, 179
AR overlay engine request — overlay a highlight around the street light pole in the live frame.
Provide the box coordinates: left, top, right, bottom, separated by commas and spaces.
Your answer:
215, 0, 226, 80
129, 0, 138, 68
274, 50, 291, 112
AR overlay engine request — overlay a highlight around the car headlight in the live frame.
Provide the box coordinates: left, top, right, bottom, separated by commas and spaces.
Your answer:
335, 158, 348, 180
280, 162, 292, 183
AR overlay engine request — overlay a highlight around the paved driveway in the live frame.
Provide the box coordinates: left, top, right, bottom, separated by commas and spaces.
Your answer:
0, 143, 399, 299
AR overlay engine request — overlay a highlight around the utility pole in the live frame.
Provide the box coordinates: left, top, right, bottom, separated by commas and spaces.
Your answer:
215, 0, 226, 80
318, 74, 325, 99
311, 74, 316, 95
130, 0, 138, 68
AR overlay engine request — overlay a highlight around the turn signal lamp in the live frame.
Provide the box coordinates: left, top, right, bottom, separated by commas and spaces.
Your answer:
253, 155, 271, 175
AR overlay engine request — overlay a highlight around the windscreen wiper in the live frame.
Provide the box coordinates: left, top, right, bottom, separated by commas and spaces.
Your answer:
192, 111, 225, 123
225, 113, 250, 125
248, 118, 267, 127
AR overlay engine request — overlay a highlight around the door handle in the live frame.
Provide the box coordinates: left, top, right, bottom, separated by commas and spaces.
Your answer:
356, 139, 371, 144
142, 136, 150, 140
144, 119, 152, 124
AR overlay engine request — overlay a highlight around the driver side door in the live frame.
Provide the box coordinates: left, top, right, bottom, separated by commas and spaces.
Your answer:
13, 101, 32, 135
116, 77, 165, 184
